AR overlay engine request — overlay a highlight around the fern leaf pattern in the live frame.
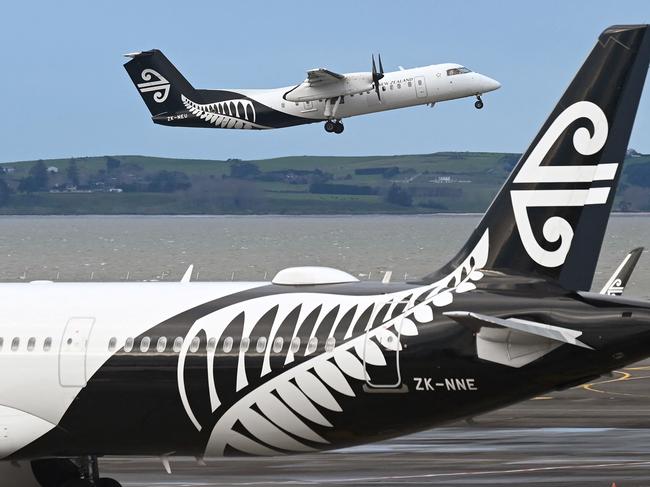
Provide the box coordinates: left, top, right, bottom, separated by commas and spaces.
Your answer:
182, 95, 270, 129
175, 230, 489, 455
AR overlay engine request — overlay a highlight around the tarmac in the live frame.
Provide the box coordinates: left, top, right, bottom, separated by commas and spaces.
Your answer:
101, 359, 650, 486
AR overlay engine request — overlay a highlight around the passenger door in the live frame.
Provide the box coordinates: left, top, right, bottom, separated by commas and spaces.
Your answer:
415, 76, 428, 98
59, 317, 95, 387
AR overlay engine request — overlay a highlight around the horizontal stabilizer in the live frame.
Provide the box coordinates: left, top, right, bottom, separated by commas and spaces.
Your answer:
444, 311, 593, 350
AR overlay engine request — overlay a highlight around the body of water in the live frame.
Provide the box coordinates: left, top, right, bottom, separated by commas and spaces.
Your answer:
0, 214, 648, 297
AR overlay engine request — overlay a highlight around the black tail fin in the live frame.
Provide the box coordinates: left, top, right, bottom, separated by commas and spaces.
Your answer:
123, 50, 199, 116
425, 25, 650, 291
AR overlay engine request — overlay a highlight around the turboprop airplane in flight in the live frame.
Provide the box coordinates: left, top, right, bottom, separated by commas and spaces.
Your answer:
1, 24, 649, 487
124, 51, 501, 134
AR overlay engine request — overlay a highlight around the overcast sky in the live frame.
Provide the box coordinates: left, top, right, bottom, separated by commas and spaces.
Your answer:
1, 0, 648, 162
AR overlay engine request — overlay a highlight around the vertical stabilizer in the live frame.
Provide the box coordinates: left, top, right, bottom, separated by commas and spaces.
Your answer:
425, 25, 650, 291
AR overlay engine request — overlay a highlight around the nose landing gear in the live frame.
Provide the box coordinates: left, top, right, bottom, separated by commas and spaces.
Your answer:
474, 95, 484, 109
324, 120, 344, 134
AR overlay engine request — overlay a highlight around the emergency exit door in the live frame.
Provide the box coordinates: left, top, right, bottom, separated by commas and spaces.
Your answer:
59, 317, 95, 387
362, 318, 406, 391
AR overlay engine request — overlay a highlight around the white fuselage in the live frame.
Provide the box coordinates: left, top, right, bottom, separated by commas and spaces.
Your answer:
183, 63, 501, 129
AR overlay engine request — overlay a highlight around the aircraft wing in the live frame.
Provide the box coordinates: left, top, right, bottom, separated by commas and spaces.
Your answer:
600, 247, 644, 296
306, 68, 345, 86
443, 311, 593, 349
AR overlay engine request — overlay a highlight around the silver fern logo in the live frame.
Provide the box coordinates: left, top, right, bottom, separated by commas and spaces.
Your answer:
137, 69, 170, 103
182, 95, 268, 130
175, 231, 489, 456
510, 101, 616, 268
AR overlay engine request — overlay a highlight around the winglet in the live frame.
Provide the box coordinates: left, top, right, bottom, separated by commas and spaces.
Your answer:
600, 247, 644, 295
181, 265, 194, 283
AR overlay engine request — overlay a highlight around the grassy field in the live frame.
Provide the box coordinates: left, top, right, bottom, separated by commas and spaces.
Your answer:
1, 151, 649, 214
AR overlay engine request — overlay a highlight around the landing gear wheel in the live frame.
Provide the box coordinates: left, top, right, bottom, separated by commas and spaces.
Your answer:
98, 478, 123, 487
324, 120, 336, 133
62, 480, 93, 487
474, 96, 484, 109
333, 121, 344, 134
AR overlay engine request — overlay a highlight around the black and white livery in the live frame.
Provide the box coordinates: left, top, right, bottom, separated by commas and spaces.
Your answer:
2, 25, 650, 487
124, 51, 501, 134
600, 247, 644, 295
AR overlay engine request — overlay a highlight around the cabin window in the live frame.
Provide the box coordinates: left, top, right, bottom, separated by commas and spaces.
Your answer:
207, 337, 216, 353
223, 336, 233, 353
156, 336, 167, 353
418, 79, 422, 85
140, 337, 151, 353
306, 337, 318, 354
272, 337, 284, 353
382, 86, 386, 92
408, 81, 412, 87
325, 337, 336, 353
256, 336, 267, 353
290, 337, 301, 354
108, 337, 117, 352
27, 337, 35, 351
295, 102, 299, 106
240, 337, 250, 352
11, 337, 19, 352
0, 338, 3, 351
189, 337, 200, 353
124, 337, 134, 353
446, 67, 471, 76
397, 83, 401, 89
389, 85, 394, 90
43, 337, 52, 352
173, 337, 183, 353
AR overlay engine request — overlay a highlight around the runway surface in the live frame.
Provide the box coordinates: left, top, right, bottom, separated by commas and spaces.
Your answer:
101, 360, 650, 486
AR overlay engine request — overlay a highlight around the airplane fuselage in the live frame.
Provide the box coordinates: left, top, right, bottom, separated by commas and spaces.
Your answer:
3, 265, 650, 461
153, 64, 500, 131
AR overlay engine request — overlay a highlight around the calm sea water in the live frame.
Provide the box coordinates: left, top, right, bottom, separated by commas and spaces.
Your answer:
0, 214, 648, 297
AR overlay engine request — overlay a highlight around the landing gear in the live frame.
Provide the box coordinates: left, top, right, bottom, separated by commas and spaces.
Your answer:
324, 120, 344, 134
474, 95, 484, 109
97, 479, 122, 487
58, 456, 122, 487
62, 481, 92, 487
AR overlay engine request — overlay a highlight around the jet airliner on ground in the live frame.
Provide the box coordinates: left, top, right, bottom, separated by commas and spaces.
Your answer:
1, 24, 649, 487
124, 52, 501, 133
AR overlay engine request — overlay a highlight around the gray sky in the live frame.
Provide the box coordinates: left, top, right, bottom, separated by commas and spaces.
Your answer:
1, 0, 649, 162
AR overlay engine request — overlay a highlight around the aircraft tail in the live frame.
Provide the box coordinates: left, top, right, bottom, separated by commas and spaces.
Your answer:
424, 25, 650, 291
123, 50, 199, 116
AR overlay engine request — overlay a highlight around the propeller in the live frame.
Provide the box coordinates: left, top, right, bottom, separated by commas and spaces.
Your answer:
372, 54, 385, 101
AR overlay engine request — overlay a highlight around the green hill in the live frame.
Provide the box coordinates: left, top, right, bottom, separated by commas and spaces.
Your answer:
0, 151, 649, 214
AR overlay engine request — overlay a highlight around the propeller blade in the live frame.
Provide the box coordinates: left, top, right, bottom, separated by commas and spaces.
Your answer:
371, 54, 382, 101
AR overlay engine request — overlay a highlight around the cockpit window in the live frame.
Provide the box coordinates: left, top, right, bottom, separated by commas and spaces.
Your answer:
446, 67, 472, 76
